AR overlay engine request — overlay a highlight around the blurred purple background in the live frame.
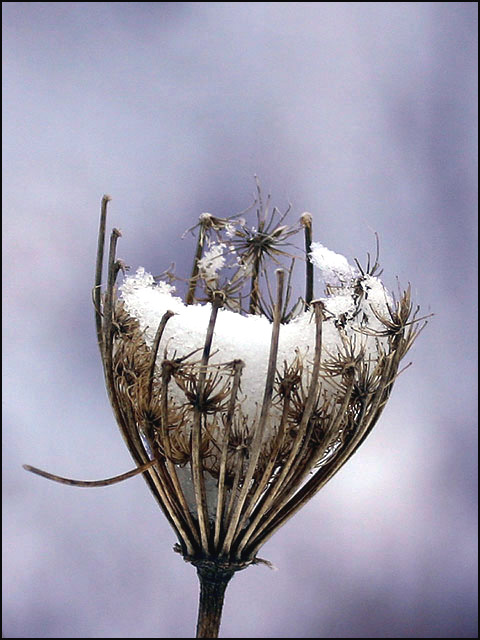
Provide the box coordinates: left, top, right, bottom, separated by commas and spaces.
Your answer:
3, 3, 477, 638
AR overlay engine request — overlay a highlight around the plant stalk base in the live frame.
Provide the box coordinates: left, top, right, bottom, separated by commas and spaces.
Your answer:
195, 562, 235, 638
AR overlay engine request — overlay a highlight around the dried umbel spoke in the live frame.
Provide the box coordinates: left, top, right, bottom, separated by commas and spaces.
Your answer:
24, 186, 427, 639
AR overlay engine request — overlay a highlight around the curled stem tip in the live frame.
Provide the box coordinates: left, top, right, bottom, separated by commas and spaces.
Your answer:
22, 460, 157, 487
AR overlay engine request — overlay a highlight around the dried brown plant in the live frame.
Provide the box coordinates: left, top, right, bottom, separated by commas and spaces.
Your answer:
24, 188, 428, 638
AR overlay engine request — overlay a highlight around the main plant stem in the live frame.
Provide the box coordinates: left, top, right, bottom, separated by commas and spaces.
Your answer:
195, 563, 235, 638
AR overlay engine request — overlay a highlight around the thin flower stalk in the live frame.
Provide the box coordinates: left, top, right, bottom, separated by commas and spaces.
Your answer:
301, 211, 314, 307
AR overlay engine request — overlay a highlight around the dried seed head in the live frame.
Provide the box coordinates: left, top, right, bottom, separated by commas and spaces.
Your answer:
22, 188, 428, 640
93, 186, 426, 565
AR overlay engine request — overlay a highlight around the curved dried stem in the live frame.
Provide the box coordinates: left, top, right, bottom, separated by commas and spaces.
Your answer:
22, 460, 157, 487
236, 301, 324, 557
159, 362, 202, 549
94, 194, 111, 352
147, 310, 175, 404
93, 201, 196, 556
186, 214, 211, 305
192, 292, 225, 552
247, 332, 403, 557
221, 270, 285, 556
213, 359, 245, 551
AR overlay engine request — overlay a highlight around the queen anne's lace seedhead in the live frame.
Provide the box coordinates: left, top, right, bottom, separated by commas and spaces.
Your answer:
22, 187, 428, 639
93, 189, 426, 574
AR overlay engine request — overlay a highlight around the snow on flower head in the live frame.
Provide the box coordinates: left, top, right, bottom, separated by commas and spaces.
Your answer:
118, 208, 402, 430
95, 188, 425, 568
310, 242, 358, 283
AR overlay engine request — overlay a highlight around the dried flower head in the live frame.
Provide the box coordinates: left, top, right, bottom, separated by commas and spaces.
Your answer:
25, 187, 428, 638
97, 187, 427, 633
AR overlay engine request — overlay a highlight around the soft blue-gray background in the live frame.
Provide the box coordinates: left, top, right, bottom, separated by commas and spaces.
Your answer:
3, 2, 477, 638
